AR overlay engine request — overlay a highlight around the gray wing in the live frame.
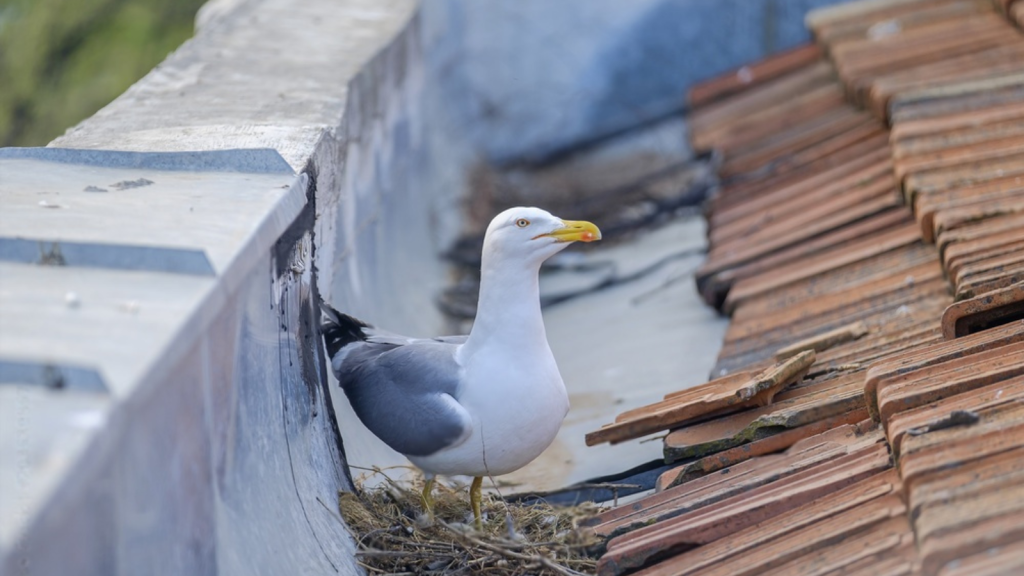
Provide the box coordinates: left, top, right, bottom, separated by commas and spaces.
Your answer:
364, 327, 469, 346
432, 335, 469, 344
334, 339, 472, 457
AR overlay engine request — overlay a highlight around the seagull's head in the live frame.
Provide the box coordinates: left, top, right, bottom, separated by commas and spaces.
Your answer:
482, 206, 602, 268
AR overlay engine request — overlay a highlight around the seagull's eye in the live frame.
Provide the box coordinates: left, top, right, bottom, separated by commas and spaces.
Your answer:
515, 218, 530, 228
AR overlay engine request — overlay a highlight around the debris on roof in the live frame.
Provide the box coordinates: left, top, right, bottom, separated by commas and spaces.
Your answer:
585, 0, 1024, 573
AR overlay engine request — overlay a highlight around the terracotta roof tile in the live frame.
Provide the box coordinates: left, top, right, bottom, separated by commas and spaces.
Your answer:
756, 515, 914, 576
587, 2, 1024, 571
950, 248, 1024, 294
810, 0, 994, 45
689, 63, 837, 152
888, 71, 1024, 125
936, 210, 1024, 254
863, 320, 1024, 419
626, 471, 904, 576
829, 552, 920, 576
886, 374, 1024, 456
875, 340, 1024, 425
720, 232, 931, 315
702, 209, 914, 308
588, 425, 884, 541
869, 44, 1024, 119
585, 352, 814, 446
947, 236, 1024, 286
597, 440, 890, 576
808, 322, 943, 375
938, 544, 1024, 576
905, 153, 1024, 208
890, 99, 1024, 142
711, 132, 891, 213
831, 15, 1020, 107
916, 175, 1024, 243
710, 158, 893, 247
898, 399, 1024, 487
943, 224, 1024, 273
941, 281, 1024, 337
717, 280, 949, 373
688, 44, 823, 109
663, 371, 867, 462
953, 262, 1024, 301
654, 413, 874, 491
720, 110, 878, 179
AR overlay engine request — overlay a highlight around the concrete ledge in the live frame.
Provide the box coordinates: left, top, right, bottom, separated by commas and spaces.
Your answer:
1, 0, 421, 573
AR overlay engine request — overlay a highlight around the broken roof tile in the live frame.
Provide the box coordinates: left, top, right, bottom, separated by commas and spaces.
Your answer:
585, 352, 814, 446
663, 372, 866, 462
655, 412, 874, 491
774, 321, 869, 360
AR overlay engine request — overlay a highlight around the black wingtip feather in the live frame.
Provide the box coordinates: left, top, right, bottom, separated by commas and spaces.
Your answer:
319, 302, 371, 358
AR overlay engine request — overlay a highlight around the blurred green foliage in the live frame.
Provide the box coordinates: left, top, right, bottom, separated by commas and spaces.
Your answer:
0, 0, 207, 146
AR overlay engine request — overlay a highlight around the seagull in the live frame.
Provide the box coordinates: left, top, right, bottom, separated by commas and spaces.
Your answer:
322, 206, 601, 528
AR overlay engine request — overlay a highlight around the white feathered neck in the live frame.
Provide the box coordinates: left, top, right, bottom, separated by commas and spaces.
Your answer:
459, 241, 550, 360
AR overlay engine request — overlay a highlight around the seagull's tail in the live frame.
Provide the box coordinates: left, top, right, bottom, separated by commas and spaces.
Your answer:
319, 303, 371, 358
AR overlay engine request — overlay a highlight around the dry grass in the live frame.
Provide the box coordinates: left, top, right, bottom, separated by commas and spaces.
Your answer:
338, 468, 604, 575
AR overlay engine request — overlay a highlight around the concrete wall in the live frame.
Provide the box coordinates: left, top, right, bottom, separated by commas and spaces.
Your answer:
0, 0, 424, 574
428, 0, 851, 165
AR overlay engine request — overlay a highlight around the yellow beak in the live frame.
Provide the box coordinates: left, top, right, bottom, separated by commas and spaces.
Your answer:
540, 219, 602, 243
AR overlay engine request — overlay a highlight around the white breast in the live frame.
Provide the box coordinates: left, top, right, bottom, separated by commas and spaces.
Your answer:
408, 342, 569, 477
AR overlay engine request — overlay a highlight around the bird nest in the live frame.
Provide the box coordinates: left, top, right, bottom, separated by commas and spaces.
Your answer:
338, 469, 604, 575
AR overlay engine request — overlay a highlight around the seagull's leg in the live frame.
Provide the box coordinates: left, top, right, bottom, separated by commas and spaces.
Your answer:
421, 475, 436, 519
470, 476, 483, 530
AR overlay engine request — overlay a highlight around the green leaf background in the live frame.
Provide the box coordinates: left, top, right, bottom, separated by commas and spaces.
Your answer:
0, 0, 206, 146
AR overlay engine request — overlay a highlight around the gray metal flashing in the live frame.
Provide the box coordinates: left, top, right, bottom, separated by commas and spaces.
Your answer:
0, 155, 305, 277
0, 263, 216, 398
0, 238, 216, 276
0, 359, 108, 393
0, 147, 294, 174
